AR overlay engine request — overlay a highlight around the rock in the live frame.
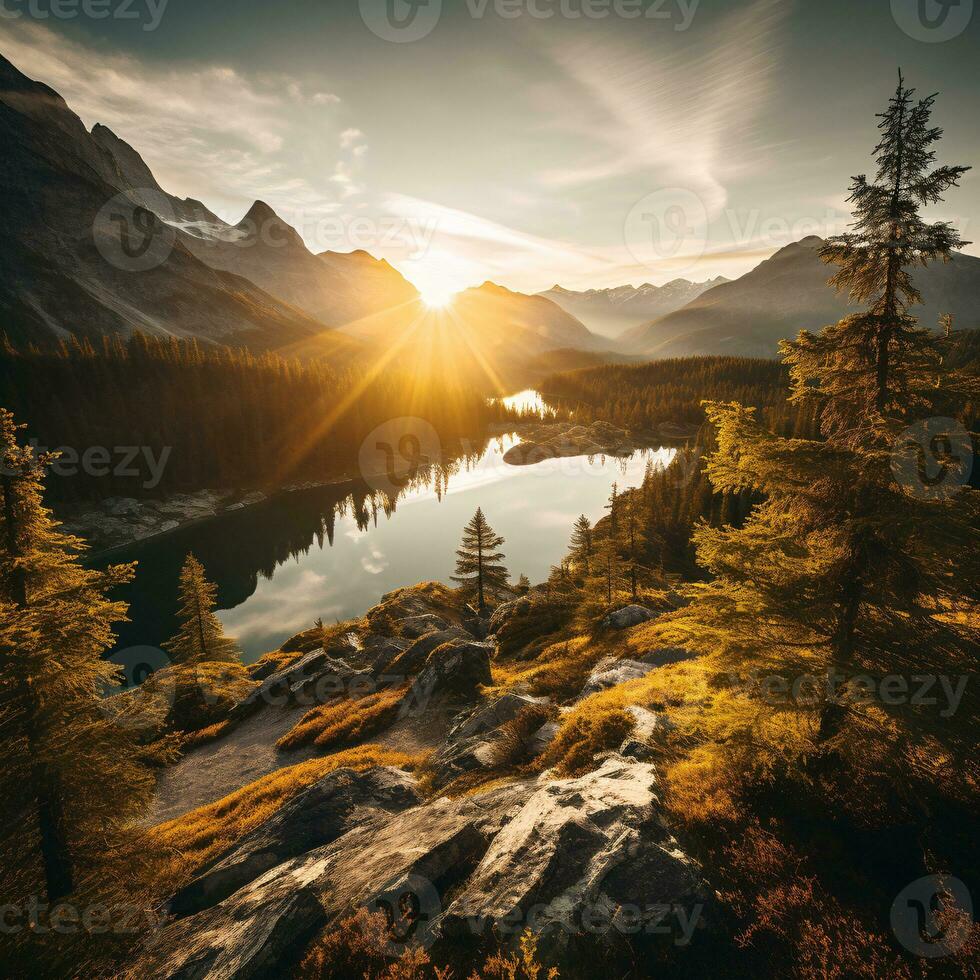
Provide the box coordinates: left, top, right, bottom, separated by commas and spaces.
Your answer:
230, 652, 360, 721
412, 640, 494, 702
399, 613, 450, 639
386, 627, 471, 677
602, 605, 655, 629
167, 767, 419, 918
578, 658, 655, 700
428, 693, 549, 787
618, 707, 673, 761
141, 783, 536, 979
159, 520, 180, 533
103, 496, 140, 517
135, 849, 331, 979
438, 757, 703, 962
529, 720, 560, 756
488, 595, 532, 635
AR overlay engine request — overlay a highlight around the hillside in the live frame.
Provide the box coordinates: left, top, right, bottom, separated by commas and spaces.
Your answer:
620, 236, 980, 358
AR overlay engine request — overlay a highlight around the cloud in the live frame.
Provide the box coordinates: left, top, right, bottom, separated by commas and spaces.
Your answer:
536, 0, 789, 219
0, 19, 349, 217
340, 127, 366, 150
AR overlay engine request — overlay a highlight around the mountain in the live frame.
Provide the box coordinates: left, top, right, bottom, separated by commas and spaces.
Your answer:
540, 278, 728, 339
312, 280, 608, 391
0, 52, 378, 354
92, 131, 420, 327
620, 237, 980, 359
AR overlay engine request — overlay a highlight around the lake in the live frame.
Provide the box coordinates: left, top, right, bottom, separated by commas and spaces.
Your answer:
104, 405, 673, 667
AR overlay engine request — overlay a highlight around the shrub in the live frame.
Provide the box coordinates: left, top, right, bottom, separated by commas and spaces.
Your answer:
541, 707, 635, 776
297, 911, 557, 980
276, 683, 409, 752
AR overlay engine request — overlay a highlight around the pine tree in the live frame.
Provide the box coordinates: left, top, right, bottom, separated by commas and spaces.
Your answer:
452, 508, 508, 610
788, 71, 971, 439
650, 79, 979, 801
567, 514, 594, 575
620, 492, 649, 601
0, 409, 152, 908
164, 553, 242, 665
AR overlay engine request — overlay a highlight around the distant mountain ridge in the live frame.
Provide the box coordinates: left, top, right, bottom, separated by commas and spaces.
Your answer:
540, 278, 728, 338
619, 237, 980, 359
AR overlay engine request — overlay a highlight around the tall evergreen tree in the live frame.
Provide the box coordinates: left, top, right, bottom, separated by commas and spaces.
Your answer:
793, 71, 970, 437
651, 79, 979, 800
567, 514, 594, 575
452, 508, 508, 610
165, 554, 242, 665
0, 409, 152, 906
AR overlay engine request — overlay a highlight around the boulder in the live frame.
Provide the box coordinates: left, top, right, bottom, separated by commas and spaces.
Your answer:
618, 707, 673, 761
412, 640, 494, 702
438, 757, 703, 961
230, 652, 359, 721
488, 595, 532, 635
135, 855, 330, 979
428, 693, 549, 787
386, 627, 471, 678
167, 767, 419, 918
399, 613, 450, 638
578, 658, 655, 700
602, 605, 655, 629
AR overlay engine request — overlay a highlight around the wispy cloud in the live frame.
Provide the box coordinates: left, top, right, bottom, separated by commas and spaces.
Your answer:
537, 0, 788, 219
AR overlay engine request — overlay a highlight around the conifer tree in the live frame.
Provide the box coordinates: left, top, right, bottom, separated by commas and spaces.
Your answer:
790, 71, 971, 437
164, 553, 242, 665
0, 409, 152, 906
452, 508, 508, 610
567, 514, 594, 575
650, 79, 979, 799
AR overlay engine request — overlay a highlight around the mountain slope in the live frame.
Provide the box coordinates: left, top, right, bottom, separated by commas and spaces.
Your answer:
0, 52, 350, 355
620, 237, 980, 358
541, 278, 728, 339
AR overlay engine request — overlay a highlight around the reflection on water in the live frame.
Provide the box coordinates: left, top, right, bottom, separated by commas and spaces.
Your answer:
500, 389, 551, 415
105, 430, 674, 663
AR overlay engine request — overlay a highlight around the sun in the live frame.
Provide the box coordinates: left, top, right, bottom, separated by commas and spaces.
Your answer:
420, 285, 456, 309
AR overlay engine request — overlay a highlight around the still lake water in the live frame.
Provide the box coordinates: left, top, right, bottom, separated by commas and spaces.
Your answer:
105, 396, 673, 664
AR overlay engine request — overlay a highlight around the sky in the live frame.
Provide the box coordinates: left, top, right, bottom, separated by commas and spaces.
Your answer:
2, 0, 978, 301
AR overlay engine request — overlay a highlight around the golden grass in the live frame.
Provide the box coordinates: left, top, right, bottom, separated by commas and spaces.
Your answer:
491, 635, 609, 701
149, 745, 425, 883
179, 720, 233, 751
276, 683, 409, 752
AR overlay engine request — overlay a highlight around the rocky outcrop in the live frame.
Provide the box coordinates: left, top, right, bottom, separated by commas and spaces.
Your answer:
413, 640, 495, 702
428, 693, 548, 787
400, 613, 450, 638
167, 767, 419, 918
385, 628, 473, 677
578, 657, 656, 700
139, 759, 702, 978
439, 757, 702, 962
503, 421, 643, 466
602, 605, 656, 629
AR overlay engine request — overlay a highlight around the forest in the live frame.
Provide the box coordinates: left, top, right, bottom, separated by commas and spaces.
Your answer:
0, 334, 514, 500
